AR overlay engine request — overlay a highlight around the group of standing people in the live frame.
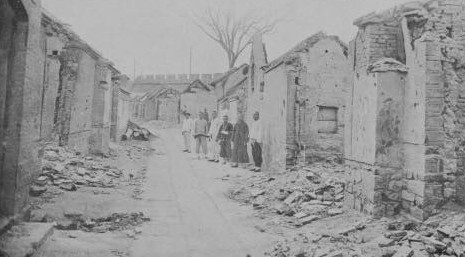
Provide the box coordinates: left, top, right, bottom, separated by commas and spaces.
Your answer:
181, 110, 262, 172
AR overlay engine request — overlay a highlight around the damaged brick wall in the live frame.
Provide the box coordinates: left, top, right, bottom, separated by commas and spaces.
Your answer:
0, 0, 43, 216
294, 38, 351, 163
262, 64, 289, 172
90, 61, 112, 155
59, 44, 97, 154
346, 0, 465, 220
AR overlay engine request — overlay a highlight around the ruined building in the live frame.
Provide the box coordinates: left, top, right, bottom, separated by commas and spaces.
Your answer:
260, 32, 351, 172
345, 0, 465, 220
0, 0, 124, 219
0, 0, 44, 218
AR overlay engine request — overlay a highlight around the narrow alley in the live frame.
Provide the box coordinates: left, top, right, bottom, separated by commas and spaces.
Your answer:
127, 128, 277, 257
30, 127, 278, 257
3, 0, 465, 256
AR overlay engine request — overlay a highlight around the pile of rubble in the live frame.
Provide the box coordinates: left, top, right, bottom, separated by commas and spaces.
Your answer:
30, 145, 129, 198
265, 211, 465, 257
228, 161, 346, 228
56, 212, 150, 234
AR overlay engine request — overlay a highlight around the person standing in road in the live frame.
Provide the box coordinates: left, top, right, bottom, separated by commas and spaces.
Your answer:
249, 111, 263, 172
181, 113, 193, 153
217, 114, 233, 164
208, 110, 222, 162
193, 111, 209, 159
231, 113, 249, 168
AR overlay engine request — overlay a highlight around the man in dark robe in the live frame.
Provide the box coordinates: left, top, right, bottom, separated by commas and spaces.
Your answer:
231, 113, 249, 168
216, 114, 233, 164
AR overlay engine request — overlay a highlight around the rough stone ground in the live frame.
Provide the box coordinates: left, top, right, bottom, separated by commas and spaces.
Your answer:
225, 157, 465, 256
6, 125, 465, 257
32, 126, 278, 257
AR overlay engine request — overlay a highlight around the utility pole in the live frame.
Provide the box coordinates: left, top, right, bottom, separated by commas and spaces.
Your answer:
133, 58, 136, 80
189, 46, 193, 75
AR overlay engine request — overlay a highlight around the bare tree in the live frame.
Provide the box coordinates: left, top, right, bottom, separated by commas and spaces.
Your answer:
194, 5, 278, 69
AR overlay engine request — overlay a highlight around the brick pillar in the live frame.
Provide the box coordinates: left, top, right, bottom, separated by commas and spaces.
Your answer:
90, 61, 111, 155
110, 77, 119, 142
58, 48, 80, 147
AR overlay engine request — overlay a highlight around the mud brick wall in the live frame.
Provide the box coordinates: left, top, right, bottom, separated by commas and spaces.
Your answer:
262, 64, 288, 172
345, 70, 406, 217
354, 24, 404, 73
346, 19, 408, 217
40, 55, 61, 140
90, 62, 112, 155
59, 45, 97, 155
294, 39, 351, 162
0, 0, 43, 216
117, 91, 131, 140
39, 18, 67, 141
110, 78, 120, 142
347, 0, 465, 220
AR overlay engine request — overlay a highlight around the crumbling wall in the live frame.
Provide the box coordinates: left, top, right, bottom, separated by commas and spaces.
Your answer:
59, 45, 96, 154
296, 38, 351, 162
117, 90, 131, 140
262, 64, 288, 172
0, 0, 43, 216
346, 13, 409, 217
90, 62, 112, 155
347, 0, 465, 220
110, 77, 120, 142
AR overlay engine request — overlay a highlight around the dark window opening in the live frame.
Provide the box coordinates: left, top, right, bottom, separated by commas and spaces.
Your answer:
260, 81, 265, 92
317, 106, 338, 134
52, 50, 58, 56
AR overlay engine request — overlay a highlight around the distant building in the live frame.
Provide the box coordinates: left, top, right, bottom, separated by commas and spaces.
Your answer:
131, 73, 223, 94
181, 79, 216, 117
210, 64, 250, 124
132, 88, 181, 124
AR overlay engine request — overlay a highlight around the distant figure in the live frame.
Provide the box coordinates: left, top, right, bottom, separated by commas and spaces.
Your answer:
249, 111, 263, 172
193, 111, 209, 159
217, 114, 233, 164
203, 108, 210, 129
231, 113, 249, 168
208, 110, 222, 162
181, 113, 193, 153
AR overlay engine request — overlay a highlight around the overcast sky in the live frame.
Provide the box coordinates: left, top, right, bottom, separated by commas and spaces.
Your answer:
42, 0, 413, 77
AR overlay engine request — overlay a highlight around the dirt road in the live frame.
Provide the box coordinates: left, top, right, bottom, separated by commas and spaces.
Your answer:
129, 128, 277, 257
